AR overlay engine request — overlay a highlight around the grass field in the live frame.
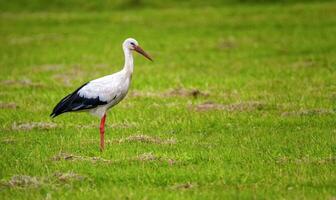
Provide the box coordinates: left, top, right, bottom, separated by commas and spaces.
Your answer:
0, 1, 335, 199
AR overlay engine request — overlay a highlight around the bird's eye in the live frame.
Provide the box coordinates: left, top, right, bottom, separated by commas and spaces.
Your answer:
130, 42, 135, 45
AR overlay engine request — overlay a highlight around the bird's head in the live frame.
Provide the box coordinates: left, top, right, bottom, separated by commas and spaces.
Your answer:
123, 38, 153, 61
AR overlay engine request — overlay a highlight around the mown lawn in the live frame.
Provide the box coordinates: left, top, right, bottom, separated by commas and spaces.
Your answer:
0, 1, 335, 199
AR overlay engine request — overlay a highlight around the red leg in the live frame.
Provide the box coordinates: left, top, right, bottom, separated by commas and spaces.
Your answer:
99, 114, 106, 151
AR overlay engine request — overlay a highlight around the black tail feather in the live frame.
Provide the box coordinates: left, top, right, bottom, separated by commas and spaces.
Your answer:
50, 83, 88, 118
50, 93, 73, 118
50, 82, 108, 118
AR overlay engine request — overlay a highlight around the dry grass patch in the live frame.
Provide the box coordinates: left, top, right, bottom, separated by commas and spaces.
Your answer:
130, 90, 159, 97
53, 172, 86, 183
130, 88, 209, 98
82, 134, 176, 146
27, 64, 63, 74
166, 88, 209, 98
137, 152, 157, 161
293, 59, 316, 68
281, 109, 335, 116
1, 78, 45, 88
217, 37, 237, 50
0, 102, 18, 109
52, 152, 177, 165
76, 122, 137, 129
1, 172, 88, 189
9, 33, 63, 45
276, 156, 336, 165
1, 175, 42, 188
136, 152, 176, 165
192, 101, 265, 112
12, 122, 57, 131
150, 102, 180, 108
52, 70, 81, 87
52, 74, 73, 86
172, 182, 196, 190
1, 138, 16, 144
37, 64, 63, 72
52, 152, 113, 164
117, 134, 177, 145
52, 66, 101, 86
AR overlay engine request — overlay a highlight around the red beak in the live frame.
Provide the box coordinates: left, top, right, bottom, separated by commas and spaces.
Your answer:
133, 45, 153, 61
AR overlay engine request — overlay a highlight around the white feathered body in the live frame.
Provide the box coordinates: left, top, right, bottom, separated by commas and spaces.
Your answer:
78, 70, 132, 117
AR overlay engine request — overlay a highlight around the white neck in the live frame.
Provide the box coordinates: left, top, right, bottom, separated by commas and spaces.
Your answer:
122, 47, 133, 75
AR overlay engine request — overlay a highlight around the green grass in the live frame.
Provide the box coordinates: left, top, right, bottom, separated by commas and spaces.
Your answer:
0, 1, 336, 199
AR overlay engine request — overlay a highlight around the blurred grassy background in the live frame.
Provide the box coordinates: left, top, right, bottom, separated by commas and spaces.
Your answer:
0, 0, 335, 199
0, 0, 334, 11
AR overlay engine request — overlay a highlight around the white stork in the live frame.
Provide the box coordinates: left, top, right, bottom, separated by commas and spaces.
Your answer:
50, 38, 152, 151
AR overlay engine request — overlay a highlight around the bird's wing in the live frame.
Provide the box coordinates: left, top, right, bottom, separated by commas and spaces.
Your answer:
50, 73, 123, 118
78, 74, 122, 102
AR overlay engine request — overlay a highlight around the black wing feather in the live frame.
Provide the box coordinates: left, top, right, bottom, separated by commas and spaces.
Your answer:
50, 83, 108, 118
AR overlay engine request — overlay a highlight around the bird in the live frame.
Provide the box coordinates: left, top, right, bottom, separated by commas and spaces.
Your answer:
50, 38, 153, 151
